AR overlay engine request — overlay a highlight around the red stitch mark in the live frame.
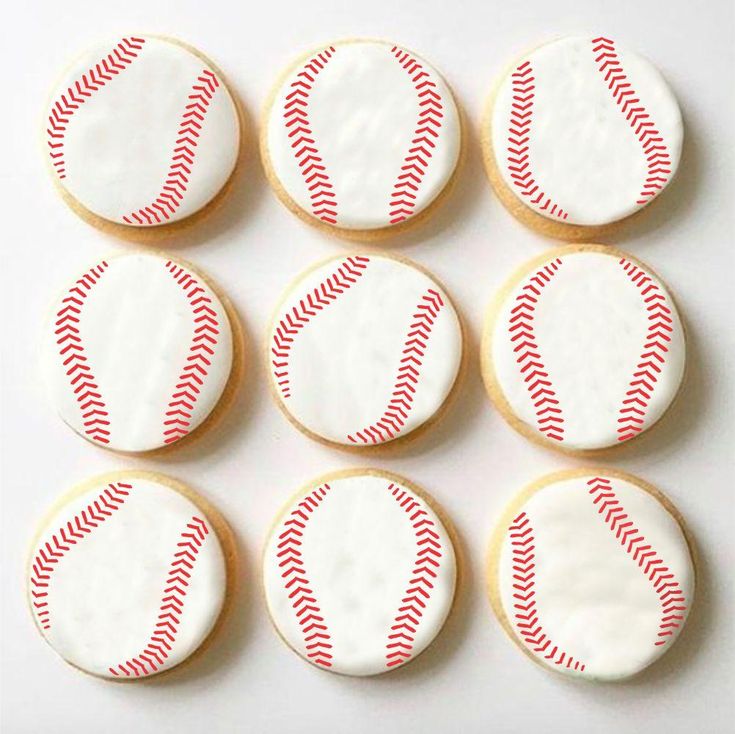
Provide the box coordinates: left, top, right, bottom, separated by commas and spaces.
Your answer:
56, 261, 111, 444
348, 288, 445, 444
385, 484, 443, 668
387, 47, 443, 224
284, 46, 338, 224
109, 516, 210, 676
122, 70, 220, 225
587, 477, 687, 646
29, 483, 132, 631
271, 256, 370, 399
509, 512, 586, 671
592, 38, 673, 205
47, 37, 145, 180
162, 261, 220, 444
510, 258, 564, 442
507, 61, 568, 219
278, 484, 333, 667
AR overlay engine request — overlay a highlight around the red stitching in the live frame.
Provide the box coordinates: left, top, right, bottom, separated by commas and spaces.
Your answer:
387, 47, 443, 224
587, 477, 687, 646
109, 516, 210, 676
29, 483, 132, 631
56, 260, 111, 444
348, 288, 445, 443
510, 258, 564, 442
385, 483, 443, 668
591, 38, 673, 205
277, 484, 333, 667
47, 37, 145, 180
271, 256, 370, 399
284, 46, 338, 224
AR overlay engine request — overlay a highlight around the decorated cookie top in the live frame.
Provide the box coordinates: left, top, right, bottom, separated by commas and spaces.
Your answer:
490, 36, 682, 227
268, 254, 462, 446
263, 471, 456, 675
46, 35, 239, 226
43, 253, 234, 452
484, 247, 685, 451
28, 474, 227, 679
264, 39, 461, 232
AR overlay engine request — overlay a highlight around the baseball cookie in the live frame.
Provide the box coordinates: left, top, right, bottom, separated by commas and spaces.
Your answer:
488, 468, 695, 681
482, 36, 683, 240
43, 251, 240, 453
268, 254, 463, 447
482, 245, 685, 453
27, 471, 234, 680
263, 469, 457, 675
261, 39, 462, 239
45, 35, 241, 237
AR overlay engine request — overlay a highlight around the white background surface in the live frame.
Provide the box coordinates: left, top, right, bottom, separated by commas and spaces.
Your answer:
1, 1, 733, 732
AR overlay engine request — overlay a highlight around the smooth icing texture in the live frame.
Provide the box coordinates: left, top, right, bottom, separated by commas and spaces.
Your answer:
491, 36, 682, 225
43, 253, 233, 452
266, 40, 461, 229
497, 473, 694, 680
28, 476, 226, 678
47, 35, 239, 225
263, 474, 456, 675
489, 250, 685, 450
269, 255, 462, 445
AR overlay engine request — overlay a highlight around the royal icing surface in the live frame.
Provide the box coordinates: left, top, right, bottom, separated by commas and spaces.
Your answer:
28, 476, 226, 678
263, 473, 456, 675
265, 40, 461, 230
269, 255, 462, 445
43, 253, 233, 452
47, 35, 239, 226
497, 472, 693, 680
488, 249, 685, 450
491, 36, 682, 226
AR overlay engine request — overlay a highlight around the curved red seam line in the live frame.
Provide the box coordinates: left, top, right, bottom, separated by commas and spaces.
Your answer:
109, 516, 210, 676
509, 511, 586, 671
347, 287, 445, 444
56, 260, 112, 444
161, 261, 220, 444
387, 47, 443, 224
271, 256, 370, 399
506, 61, 568, 219
591, 38, 673, 205
510, 258, 564, 441
587, 477, 687, 646
47, 37, 146, 180
29, 483, 133, 631
277, 484, 333, 667
384, 483, 443, 668
285, 46, 338, 224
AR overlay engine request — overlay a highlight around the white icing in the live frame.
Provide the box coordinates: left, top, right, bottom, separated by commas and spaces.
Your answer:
269, 255, 462, 445
490, 250, 685, 450
43, 253, 233, 452
491, 36, 683, 225
263, 473, 456, 676
497, 473, 694, 680
28, 476, 226, 678
266, 40, 461, 229
47, 35, 239, 225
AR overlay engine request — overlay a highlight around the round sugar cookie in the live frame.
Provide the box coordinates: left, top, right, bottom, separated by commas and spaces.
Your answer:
43, 251, 240, 453
267, 254, 463, 447
261, 39, 462, 239
263, 469, 457, 675
482, 245, 685, 453
45, 35, 241, 237
27, 471, 234, 680
488, 468, 695, 681
482, 36, 683, 240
